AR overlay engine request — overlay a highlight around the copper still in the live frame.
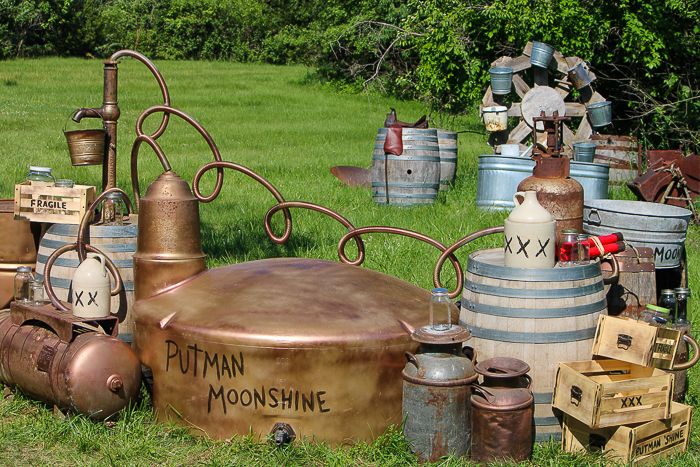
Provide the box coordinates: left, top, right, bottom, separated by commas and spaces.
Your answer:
470, 357, 534, 463
402, 324, 476, 463
0, 200, 39, 308
0, 303, 141, 419
517, 112, 584, 244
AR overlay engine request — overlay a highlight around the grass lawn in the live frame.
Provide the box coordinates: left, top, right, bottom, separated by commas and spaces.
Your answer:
1, 57, 699, 466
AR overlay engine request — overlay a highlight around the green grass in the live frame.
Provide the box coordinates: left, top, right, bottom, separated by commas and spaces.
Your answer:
1, 57, 700, 466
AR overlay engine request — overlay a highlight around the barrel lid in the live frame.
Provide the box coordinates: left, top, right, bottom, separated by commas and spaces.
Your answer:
132, 258, 442, 349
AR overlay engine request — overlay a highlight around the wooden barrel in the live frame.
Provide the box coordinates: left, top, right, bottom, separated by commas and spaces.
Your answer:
35, 216, 138, 335
460, 248, 607, 442
371, 128, 440, 205
0, 200, 38, 308
437, 129, 458, 191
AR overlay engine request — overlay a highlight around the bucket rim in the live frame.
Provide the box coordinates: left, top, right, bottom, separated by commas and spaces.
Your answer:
586, 101, 611, 110
490, 66, 514, 74
482, 106, 508, 112
584, 199, 692, 218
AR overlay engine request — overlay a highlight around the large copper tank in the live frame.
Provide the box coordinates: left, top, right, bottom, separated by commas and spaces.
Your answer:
132, 257, 456, 443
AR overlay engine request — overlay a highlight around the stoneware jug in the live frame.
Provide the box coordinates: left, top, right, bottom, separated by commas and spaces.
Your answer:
72, 254, 111, 318
504, 191, 556, 268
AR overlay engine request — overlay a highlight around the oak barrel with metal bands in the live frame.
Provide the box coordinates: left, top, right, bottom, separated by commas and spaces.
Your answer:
35, 217, 138, 335
371, 128, 440, 205
437, 129, 457, 191
0, 200, 38, 308
459, 248, 607, 442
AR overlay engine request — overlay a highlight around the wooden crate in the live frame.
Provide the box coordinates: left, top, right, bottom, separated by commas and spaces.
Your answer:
590, 134, 639, 184
592, 315, 682, 370
552, 358, 673, 429
14, 181, 95, 224
562, 402, 692, 466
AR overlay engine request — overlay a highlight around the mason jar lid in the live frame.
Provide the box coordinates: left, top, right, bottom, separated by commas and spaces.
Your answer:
29, 166, 52, 172
660, 289, 676, 295
646, 304, 669, 314
104, 191, 124, 199
562, 229, 579, 234
55, 179, 74, 187
16, 266, 32, 273
674, 288, 691, 296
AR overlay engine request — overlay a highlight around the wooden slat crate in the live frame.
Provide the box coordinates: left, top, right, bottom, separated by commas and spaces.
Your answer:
562, 402, 692, 466
14, 181, 95, 224
552, 358, 673, 429
590, 134, 639, 184
592, 315, 682, 370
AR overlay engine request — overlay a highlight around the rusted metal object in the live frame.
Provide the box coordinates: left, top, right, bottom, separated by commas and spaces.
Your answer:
470, 357, 534, 464
132, 171, 206, 301
132, 257, 445, 444
402, 325, 476, 463
0, 303, 141, 419
329, 166, 371, 188
627, 154, 700, 209
0, 199, 38, 308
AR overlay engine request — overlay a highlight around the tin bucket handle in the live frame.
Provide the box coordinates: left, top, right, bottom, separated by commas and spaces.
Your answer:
673, 334, 700, 371
587, 208, 602, 226
471, 384, 497, 404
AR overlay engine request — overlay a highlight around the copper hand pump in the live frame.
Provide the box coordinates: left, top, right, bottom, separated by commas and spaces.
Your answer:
72, 50, 171, 192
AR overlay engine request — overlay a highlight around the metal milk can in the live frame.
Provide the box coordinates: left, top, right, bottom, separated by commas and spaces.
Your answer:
72, 254, 111, 318
471, 357, 534, 464
402, 322, 477, 463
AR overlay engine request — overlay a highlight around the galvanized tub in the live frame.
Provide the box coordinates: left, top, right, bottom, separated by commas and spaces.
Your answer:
476, 155, 608, 210
460, 248, 606, 442
583, 200, 692, 269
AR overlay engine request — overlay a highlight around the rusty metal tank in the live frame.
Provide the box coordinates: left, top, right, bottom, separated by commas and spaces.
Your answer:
0, 304, 141, 419
517, 156, 584, 245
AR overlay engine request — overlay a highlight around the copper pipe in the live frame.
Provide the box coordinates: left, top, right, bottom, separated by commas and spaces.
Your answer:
76, 187, 134, 262
131, 106, 224, 211
264, 201, 364, 263
72, 50, 171, 192
44, 243, 123, 312
193, 161, 292, 241
338, 226, 462, 283
432, 226, 504, 298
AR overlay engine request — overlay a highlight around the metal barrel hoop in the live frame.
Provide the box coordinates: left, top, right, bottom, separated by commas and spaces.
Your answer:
76, 187, 135, 262
264, 201, 364, 263
193, 161, 293, 244
337, 226, 462, 291
131, 105, 224, 211
433, 226, 505, 299
44, 243, 124, 312
673, 334, 700, 371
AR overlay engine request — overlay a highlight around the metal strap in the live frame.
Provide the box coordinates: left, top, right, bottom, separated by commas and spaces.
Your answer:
533, 393, 553, 404
467, 325, 598, 343
37, 253, 133, 269
35, 273, 134, 292
372, 152, 440, 160
535, 417, 560, 427
535, 432, 562, 442
49, 223, 138, 238
371, 182, 440, 189
375, 193, 437, 199
40, 238, 137, 253
464, 299, 607, 318
468, 255, 602, 281
465, 279, 603, 298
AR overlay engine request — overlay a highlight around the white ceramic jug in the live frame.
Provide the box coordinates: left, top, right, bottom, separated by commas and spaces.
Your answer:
504, 191, 556, 268
72, 254, 111, 318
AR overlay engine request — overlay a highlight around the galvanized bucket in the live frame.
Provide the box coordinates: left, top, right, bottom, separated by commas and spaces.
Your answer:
489, 67, 513, 95
476, 155, 609, 211
583, 200, 692, 268
567, 62, 592, 90
572, 142, 597, 162
530, 42, 555, 68
482, 106, 508, 132
64, 115, 106, 166
586, 101, 612, 127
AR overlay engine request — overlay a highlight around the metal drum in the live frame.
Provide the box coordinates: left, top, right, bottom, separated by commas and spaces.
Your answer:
0, 200, 38, 308
132, 257, 453, 444
35, 217, 138, 334
460, 248, 606, 442
583, 200, 692, 268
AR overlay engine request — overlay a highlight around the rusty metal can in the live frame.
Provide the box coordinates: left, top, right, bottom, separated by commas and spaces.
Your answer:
470, 357, 534, 463
402, 325, 477, 463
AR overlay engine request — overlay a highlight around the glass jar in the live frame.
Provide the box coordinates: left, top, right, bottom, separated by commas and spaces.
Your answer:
26, 166, 55, 214
54, 179, 74, 215
674, 288, 691, 325
558, 229, 579, 266
658, 289, 677, 323
101, 191, 126, 226
576, 234, 590, 264
430, 287, 451, 331
28, 280, 44, 307
638, 304, 670, 327
14, 266, 34, 304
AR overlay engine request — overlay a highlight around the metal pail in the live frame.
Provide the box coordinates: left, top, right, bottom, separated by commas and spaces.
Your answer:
476, 155, 534, 210
569, 160, 609, 201
583, 200, 692, 268
489, 67, 513, 95
64, 128, 106, 166
530, 42, 555, 68
567, 62, 592, 90
586, 101, 612, 127
461, 248, 606, 442
482, 106, 508, 132
572, 142, 597, 163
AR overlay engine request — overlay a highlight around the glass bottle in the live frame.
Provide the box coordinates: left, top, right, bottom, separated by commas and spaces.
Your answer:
26, 166, 55, 214
101, 191, 126, 226
576, 234, 590, 264
674, 288, 691, 325
54, 179, 75, 215
430, 288, 451, 331
671, 288, 691, 402
14, 266, 34, 304
658, 289, 677, 323
28, 280, 44, 307
558, 229, 579, 265
638, 304, 670, 327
